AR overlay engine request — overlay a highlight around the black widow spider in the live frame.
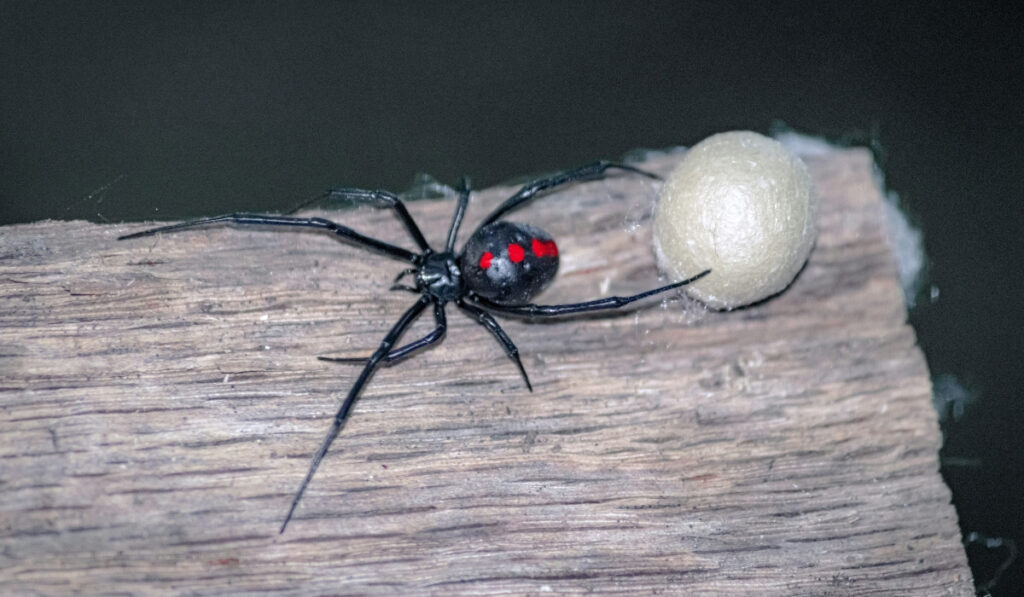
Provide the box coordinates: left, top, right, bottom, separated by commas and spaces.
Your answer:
119, 161, 710, 533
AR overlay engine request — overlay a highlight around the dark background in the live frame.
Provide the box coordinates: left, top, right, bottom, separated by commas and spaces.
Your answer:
2, 2, 1021, 593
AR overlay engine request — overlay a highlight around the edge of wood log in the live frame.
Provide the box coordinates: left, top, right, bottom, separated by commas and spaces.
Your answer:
0, 149, 973, 594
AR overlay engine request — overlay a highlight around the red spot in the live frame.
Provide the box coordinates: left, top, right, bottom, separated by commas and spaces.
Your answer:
531, 238, 558, 258
508, 243, 525, 263
209, 557, 240, 567
479, 251, 493, 269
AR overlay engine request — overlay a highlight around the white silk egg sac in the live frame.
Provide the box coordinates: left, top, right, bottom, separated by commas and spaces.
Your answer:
654, 131, 817, 310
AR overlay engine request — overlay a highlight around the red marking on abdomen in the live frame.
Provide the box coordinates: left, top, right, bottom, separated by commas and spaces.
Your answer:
508, 243, 525, 263
479, 251, 493, 269
531, 238, 558, 258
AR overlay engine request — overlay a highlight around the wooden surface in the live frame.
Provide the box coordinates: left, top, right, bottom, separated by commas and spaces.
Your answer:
0, 149, 972, 595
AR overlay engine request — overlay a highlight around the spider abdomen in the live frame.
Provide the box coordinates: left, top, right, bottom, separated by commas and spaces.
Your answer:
460, 221, 559, 303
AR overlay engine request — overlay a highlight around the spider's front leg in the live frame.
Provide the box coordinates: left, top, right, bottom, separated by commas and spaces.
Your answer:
280, 296, 432, 533
288, 188, 431, 252
118, 213, 419, 264
477, 161, 661, 228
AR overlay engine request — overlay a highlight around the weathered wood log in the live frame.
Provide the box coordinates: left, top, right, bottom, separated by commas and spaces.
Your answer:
0, 149, 972, 594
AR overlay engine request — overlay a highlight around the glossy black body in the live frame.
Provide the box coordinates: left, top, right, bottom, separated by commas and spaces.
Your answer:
417, 251, 465, 302
117, 160, 709, 533
460, 221, 559, 303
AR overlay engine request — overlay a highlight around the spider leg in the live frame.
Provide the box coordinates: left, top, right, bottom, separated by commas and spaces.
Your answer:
456, 299, 532, 392
288, 188, 431, 252
318, 301, 447, 366
475, 161, 661, 230
389, 268, 419, 293
118, 214, 419, 264
280, 296, 431, 533
444, 178, 471, 252
471, 270, 711, 317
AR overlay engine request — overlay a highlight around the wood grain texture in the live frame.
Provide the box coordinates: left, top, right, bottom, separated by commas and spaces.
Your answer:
0, 149, 972, 595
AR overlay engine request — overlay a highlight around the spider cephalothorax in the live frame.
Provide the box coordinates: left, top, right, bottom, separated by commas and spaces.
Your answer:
119, 161, 709, 532
415, 250, 465, 301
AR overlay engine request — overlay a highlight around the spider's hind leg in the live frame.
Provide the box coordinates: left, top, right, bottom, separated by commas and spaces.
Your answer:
456, 299, 532, 392
471, 270, 711, 317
